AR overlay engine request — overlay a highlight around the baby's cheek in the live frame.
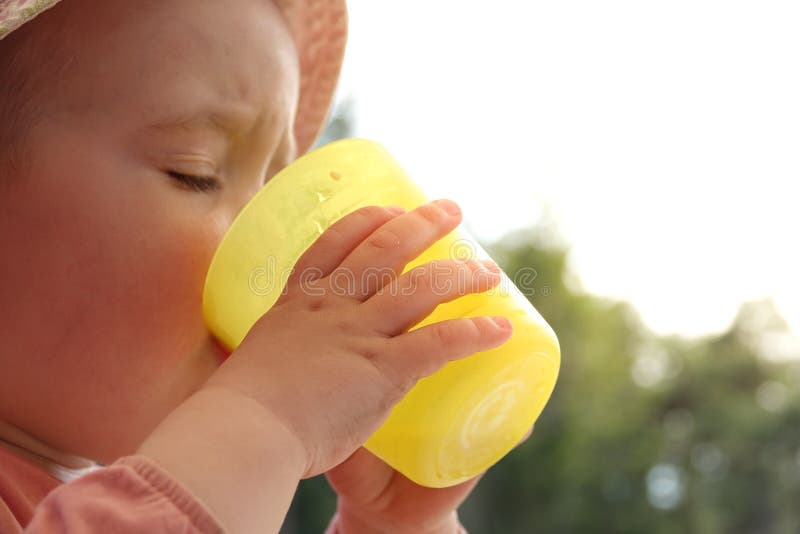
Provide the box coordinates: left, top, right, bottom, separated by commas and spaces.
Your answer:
0, 121, 236, 458
146, 223, 220, 343
48, 166, 224, 394
112, 205, 227, 364
71, 200, 226, 452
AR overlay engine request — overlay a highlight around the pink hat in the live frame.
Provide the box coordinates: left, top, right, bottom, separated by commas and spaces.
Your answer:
0, 0, 348, 155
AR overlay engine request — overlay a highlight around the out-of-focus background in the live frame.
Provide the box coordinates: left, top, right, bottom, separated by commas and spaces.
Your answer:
281, 2, 800, 532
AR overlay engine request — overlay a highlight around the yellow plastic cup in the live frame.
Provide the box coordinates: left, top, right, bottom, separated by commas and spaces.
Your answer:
202, 138, 560, 488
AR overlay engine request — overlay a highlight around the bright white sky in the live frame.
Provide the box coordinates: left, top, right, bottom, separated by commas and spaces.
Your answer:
330, 0, 800, 339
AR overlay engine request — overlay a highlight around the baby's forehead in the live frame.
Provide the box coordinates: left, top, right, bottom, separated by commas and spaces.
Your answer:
5, 0, 346, 160
1, 0, 301, 182
18, 1, 296, 120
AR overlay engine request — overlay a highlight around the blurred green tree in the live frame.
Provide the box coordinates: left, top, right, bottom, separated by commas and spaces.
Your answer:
457, 232, 800, 534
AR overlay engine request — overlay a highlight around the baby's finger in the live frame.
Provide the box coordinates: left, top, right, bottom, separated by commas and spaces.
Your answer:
377, 316, 513, 393
282, 205, 404, 297
328, 199, 462, 301
518, 425, 534, 445
363, 258, 502, 336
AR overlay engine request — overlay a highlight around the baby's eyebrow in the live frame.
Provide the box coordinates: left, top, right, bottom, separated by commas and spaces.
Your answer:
145, 105, 293, 187
145, 105, 251, 137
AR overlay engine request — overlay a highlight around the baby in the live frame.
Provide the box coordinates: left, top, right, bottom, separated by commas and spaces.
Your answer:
0, 0, 518, 532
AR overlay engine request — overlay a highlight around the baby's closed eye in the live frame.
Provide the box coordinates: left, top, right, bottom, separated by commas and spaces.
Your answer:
166, 170, 222, 193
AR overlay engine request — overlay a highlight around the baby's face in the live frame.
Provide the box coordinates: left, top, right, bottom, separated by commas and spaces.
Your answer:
0, 0, 299, 462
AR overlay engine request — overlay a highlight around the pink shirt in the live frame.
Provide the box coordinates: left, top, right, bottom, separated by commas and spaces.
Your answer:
0, 444, 225, 533
0, 441, 452, 533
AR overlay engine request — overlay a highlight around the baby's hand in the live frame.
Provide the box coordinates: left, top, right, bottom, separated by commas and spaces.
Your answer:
203, 199, 511, 478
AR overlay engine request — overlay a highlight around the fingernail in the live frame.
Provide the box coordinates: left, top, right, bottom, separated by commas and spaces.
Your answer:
433, 199, 461, 216
490, 316, 512, 330
386, 205, 406, 215
479, 259, 501, 274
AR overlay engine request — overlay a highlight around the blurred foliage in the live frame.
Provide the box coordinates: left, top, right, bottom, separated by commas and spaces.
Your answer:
280, 106, 800, 534
458, 232, 800, 534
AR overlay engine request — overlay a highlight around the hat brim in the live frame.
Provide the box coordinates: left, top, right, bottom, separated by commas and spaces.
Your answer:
275, 0, 348, 155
